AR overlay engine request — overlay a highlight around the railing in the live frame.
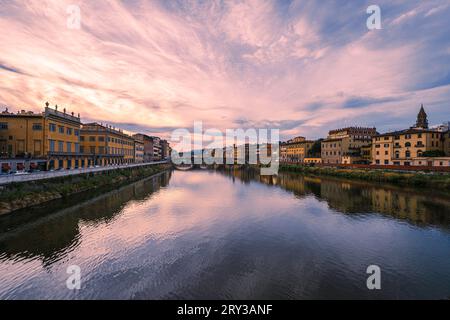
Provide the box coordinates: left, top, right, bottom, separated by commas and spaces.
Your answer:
0, 161, 169, 185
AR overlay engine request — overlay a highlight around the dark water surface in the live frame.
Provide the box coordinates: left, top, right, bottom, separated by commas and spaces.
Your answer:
0, 169, 449, 299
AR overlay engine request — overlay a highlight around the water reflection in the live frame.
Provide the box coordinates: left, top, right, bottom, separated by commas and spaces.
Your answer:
222, 169, 450, 229
0, 171, 172, 267
0, 169, 449, 300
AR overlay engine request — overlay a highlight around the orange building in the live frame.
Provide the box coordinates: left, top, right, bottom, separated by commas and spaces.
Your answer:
0, 103, 85, 171
80, 123, 135, 166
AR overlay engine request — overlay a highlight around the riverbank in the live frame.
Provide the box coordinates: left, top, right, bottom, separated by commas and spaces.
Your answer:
0, 164, 171, 215
279, 164, 450, 191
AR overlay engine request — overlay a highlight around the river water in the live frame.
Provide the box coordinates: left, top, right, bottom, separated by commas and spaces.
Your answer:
0, 169, 449, 299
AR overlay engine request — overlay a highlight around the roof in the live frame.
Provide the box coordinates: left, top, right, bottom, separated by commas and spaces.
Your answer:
82, 122, 131, 138
322, 137, 344, 142
375, 127, 442, 137
328, 126, 377, 135
282, 140, 315, 146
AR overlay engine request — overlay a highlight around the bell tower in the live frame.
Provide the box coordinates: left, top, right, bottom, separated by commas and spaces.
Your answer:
415, 104, 428, 129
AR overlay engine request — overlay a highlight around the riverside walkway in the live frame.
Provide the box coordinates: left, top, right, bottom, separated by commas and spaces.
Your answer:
0, 161, 169, 185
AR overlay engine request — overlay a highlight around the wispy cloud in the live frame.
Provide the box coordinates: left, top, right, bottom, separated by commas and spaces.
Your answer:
0, 0, 449, 140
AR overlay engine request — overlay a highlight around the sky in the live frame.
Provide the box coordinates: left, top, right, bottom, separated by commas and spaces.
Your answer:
0, 0, 449, 141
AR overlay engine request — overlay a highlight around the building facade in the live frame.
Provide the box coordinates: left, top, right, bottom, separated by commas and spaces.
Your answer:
281, 136, 315, 163
1, 104, 84, 170
80, 123, 135, 166
160, 139, 170, 160
132, 134, 162, 162
321, 127, 377, 164
372, 106, 448, 166
134, 139, 144, 163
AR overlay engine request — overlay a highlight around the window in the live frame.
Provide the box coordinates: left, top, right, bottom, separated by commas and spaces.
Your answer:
32, 123, 42, 131
384, 144, 389, 148
417, 150, 423, 157
98, 146, 105, 154
66, 142, 72, 153
58, 126, 64, 134
58, 141, 64, 152
75, 143, 79, 153
34, 140, 41, 156
90, 146, 96, 154
395, 151, 399, 159
89, 136, 96, 142
49, 140, 55, 152
99, 136, 105, 142
418, 133, 422, 138
376, 160, 380, 164
0, 123, 7, 130
66, 128, 72, 135
80, 146, 85, 153
80, 136, 85, 141
75, 129, 79, 136
385, 151, 388, 155
405, 134, 411, 139
405, 150, 411, 158
49, 123, 56, 132
384, 160, 389, 164
405, 142, 411, 147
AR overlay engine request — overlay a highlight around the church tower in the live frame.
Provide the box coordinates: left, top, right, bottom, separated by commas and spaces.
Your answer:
415, 104, 428, 129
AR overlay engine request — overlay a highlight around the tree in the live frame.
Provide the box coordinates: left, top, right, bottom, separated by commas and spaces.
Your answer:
308, 139, 323, 158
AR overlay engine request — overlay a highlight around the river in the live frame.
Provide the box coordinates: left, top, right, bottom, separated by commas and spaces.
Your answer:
0, 169, 449, 299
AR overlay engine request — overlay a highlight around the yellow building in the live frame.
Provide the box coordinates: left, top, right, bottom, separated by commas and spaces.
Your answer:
304, 157, 322, 164
281, 137, 314, 163
0, 103, 85, 170
372, 106, 446, 166
80, 123, 135, 166
321, 127, 377, 164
